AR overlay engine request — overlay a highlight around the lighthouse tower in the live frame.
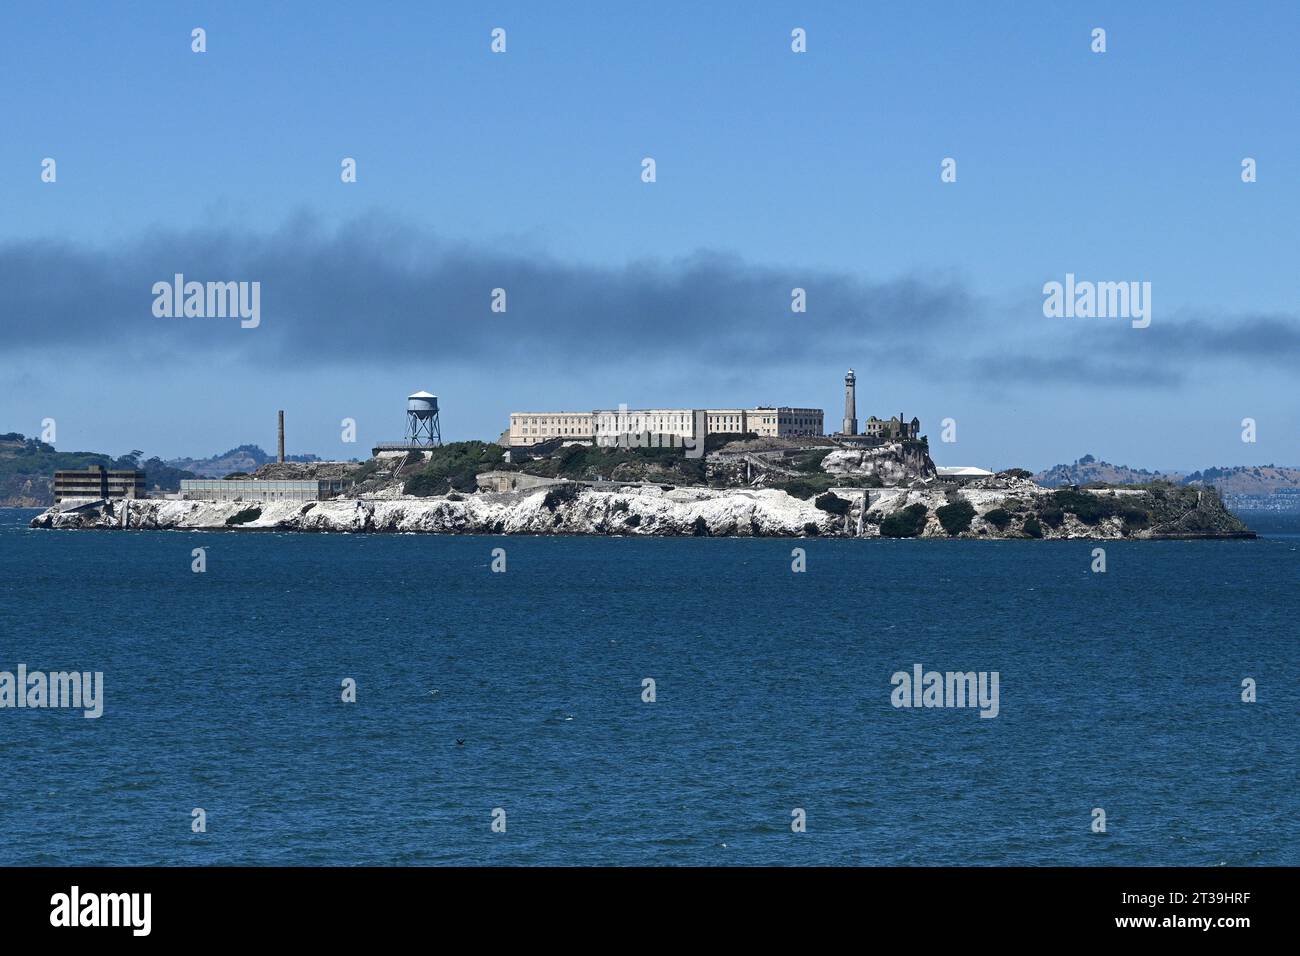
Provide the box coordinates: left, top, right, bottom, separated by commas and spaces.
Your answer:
842, 369, 858, 436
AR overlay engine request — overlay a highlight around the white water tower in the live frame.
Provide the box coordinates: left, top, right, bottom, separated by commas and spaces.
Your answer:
406, 390, 442, 446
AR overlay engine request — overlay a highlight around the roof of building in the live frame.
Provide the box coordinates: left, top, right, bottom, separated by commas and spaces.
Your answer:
936, 466, 995, 477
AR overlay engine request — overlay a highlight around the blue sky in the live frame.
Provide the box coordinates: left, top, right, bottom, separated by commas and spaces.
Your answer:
1, 1, 1297, 471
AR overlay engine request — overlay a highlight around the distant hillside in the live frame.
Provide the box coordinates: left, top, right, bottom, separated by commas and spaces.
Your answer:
0, 433, 195, 506
166, 444, 320, 478
1181, 464, 1300, 496
1034, 455, 1181, 488
1036, 455, 1300, 496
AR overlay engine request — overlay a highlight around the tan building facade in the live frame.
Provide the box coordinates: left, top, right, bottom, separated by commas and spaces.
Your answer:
705, 409, 749, 435
507, 405, 824, 446
752, 407, 824, 438
595, 409, 698, 442
507, 412, 597, 446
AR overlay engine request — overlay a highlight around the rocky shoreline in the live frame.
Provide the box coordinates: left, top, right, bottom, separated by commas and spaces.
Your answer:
29, 479, 1255, 539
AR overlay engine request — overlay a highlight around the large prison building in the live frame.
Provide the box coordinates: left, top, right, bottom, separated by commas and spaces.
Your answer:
507, 406, 825, 447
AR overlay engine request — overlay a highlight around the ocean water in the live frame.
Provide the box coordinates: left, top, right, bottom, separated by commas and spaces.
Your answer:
1, 507, 1296, 866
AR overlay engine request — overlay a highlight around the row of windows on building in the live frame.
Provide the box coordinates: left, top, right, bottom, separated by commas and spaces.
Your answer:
53, 467, 147, 502
508, 408, 825, 444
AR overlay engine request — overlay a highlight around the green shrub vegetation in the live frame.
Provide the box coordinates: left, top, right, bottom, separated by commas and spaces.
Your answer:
792, 449, 833, 473
349, 459, 381, 484
1038, 506, 1065, 528
983, 507, 1012, 530
512, 443, 707, 485
814, 491, 851, 515
1120, 507, 1150, 529
774, 476, 834, 500
880, 503, 928, 538
1044, 489, 1154, 528
405, 441, 506, 497
1049, 489, 1110, 525
1022, 515, 1044, 538
225, 507, 262, 526
773, 474, 877, 499
936, 499, 976, 535
542, 482, 582, 510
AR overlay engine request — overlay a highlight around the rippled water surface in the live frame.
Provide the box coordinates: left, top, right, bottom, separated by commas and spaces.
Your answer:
1, 509, 1296, 865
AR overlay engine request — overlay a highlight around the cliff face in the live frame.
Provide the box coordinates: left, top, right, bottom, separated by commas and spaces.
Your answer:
821, 442, 936, 485
29, 487, 838, 536
858, 480, 1251, 539
29, 479, 1252, 539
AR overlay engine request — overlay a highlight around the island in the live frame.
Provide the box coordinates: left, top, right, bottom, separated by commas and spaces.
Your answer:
30, 434, 1254, 540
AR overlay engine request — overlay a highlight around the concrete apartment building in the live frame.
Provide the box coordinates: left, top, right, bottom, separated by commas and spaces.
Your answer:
507, 406, 825, 447
53, 465, 146, 502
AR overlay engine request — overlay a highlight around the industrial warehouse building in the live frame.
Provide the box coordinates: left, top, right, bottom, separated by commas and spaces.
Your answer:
54, 465, 146, 502
180, 479, 353, 502
507, 406, 825, 447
